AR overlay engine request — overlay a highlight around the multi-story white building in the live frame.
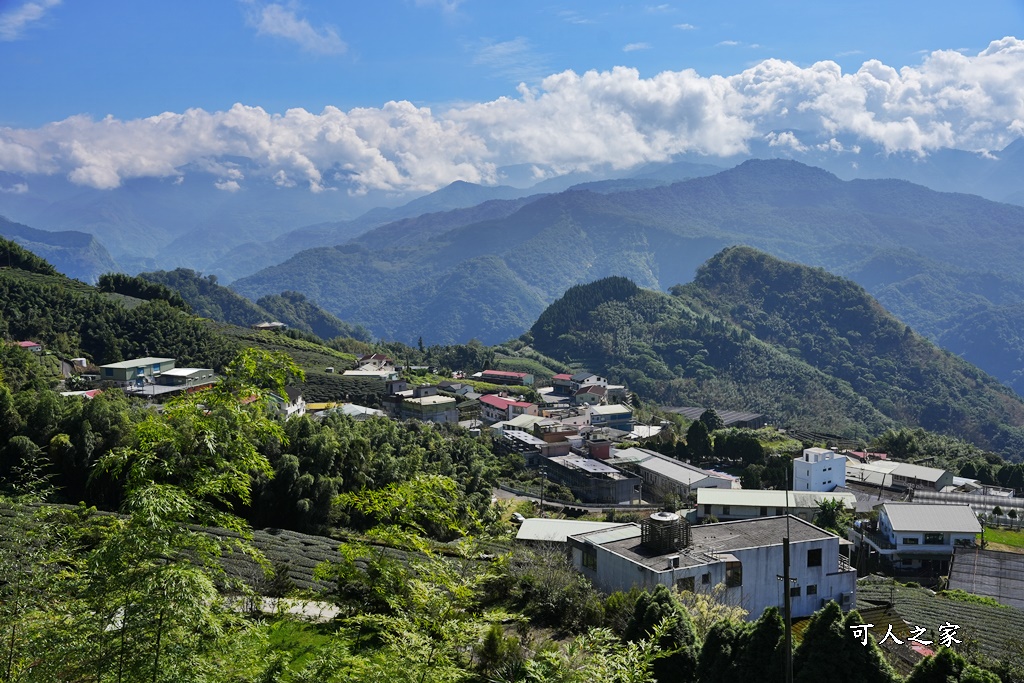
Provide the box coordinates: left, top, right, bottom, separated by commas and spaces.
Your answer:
569, 513, 857, 620
856, 503, 981, 574
793, 448, 846, 492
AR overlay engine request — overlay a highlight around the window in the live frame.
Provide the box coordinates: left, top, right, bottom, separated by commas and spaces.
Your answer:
760, 506, 768, 516
806, 584, 817, 596
701, 572, 711, 585
790, 586, 801, 597
776, 508, 784, 516
704, 504, 712, 514
677, 576, 695, 592
725, 561, 742, 587
104, 368, 113, 376
722, 506, 731, 515
582, 546, 597, 571
902, 537, 919, 545
807, 548, 822, 567
924, 533, 944, 545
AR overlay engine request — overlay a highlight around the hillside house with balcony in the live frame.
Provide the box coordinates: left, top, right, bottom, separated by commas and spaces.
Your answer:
569, 514, 857, 620
856, 503, 981, 575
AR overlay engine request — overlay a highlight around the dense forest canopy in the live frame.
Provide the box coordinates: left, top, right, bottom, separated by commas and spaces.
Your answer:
530, 248, 1024, 458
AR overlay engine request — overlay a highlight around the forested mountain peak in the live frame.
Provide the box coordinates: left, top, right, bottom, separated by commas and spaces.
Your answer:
530, 248, 1024, 458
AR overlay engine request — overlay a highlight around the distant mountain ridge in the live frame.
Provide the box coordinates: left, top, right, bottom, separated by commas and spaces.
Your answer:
3, 136, 1023, 281
208, 185, 548, 282
230, 160, 1024, 398
0, 215, 118, 283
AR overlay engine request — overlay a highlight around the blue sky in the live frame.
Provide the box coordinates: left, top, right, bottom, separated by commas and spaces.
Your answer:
1, 0, 1023, 193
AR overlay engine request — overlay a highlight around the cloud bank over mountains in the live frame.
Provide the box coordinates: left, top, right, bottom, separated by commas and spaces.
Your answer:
2, 37, 1023, 193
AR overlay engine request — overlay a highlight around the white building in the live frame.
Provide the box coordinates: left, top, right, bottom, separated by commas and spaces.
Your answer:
793, 448, 846, 492
569, 513, 856, 620
857, 503, 981, 574
697, 488, 856, 522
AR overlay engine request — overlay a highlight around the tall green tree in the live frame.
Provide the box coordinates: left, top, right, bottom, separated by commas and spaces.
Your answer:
624, 584, 700, 683
686, 420, 713, 461
697, 606, 786, 683
905, 647, 1000, 683
699, 409, 725, 432
813, 498, 852, 536
793, 603, 896, 683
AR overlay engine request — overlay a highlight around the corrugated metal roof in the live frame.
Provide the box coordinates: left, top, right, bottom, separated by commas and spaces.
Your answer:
591, 404, 632, 415
697, 488, 856, 509
571, 524, 642, 545
100, 357, 175, 369
891, 462, 949, 482
516, 519, 630, 543
949, 546, 1024, 610
882, 503, 981, 533
613, 448, 726, 486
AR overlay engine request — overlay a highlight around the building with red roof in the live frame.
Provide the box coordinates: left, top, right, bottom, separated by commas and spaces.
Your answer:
480, 393, 538, 422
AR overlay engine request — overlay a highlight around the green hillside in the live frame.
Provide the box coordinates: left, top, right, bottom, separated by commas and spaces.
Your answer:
529, 249, 1024, 458
0, 246, 232, 369
139, 268, 370, 341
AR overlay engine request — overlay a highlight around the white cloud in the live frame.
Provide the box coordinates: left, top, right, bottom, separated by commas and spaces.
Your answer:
717, 40, 740, 47
215, 179, 242, 192
645, 4, 673, 13
674, 23, 696, 30
247, 2, 346, 55
3, 38, 1024, 192
559, 10, 594, 25
765, 131, 806, 152
623, 42, 652, 52
0, 0, 60, 41
0, 181, 28, 194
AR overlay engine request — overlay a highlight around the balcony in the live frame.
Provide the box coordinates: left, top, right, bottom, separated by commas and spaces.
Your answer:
859, 527, 896, 551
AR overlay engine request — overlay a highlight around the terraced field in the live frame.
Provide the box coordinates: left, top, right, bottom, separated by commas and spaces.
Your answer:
857, 577, 1024, 661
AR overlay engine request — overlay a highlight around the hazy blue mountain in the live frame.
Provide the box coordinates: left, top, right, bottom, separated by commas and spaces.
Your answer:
0, 161, 405, 275
230, 160, 1024, 400
0, 215, 118, 283
206, 180, 543, 281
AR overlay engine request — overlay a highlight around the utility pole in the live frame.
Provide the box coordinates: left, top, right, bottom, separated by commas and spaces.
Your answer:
783, 536, 793, 683
539, 465, 546, 518
784, 462, 794, 683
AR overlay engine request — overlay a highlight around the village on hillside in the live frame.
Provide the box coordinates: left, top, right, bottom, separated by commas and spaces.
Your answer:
14, 329, 1018, 649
